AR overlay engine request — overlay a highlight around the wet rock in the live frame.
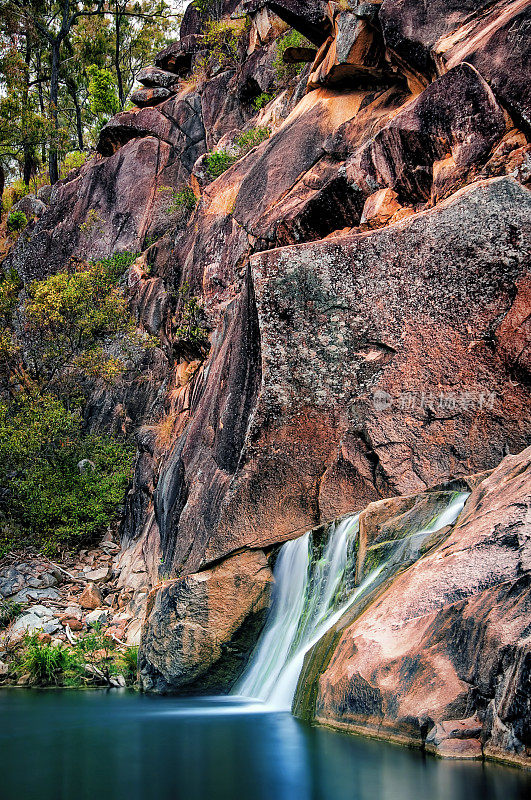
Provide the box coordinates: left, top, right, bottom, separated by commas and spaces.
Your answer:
300, 447, 531, 764
79, 583, 103, 610
139, 550, 273, 693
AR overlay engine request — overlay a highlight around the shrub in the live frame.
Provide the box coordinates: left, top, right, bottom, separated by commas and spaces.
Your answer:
18, 634, 80, 686
205, 150, 237, 179
0, 600, 23, 630
273, 29, 312, 84
174, 281, 209, 352
119, 645, 139, 684
252, 92, 273, 111
165, 185, 197, 214
235, 127, 270, 156
6, 210, 27, 233
0, 393, 134, 555
60, 151, 86, 178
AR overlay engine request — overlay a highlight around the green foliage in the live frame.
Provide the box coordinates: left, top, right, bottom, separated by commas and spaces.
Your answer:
205, 150, 237, 179
273, 29, 311, 83
118, 645, 139, 684
234, 127, 270, 156
252, 92, 274, 111
6, 210, 27, 233
18, 634, 78, 686
22, 250, 140, 387
163, 185, 197, 215
60, 151, 87, 178
0, 392, 134, 554
87, 65, 120, 119
0, 600, 23, 630
174, 281, 209, 351
203, 19, 239, 68
15, 629, 139, 687
205, 126, 270, 179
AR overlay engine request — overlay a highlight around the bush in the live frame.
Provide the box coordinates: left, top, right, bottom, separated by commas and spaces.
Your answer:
6, 210, 27, 233
165, 185, 197, 214
0, 600, 23, 630
205, 150, 237, 179
273, 29, 312, 83
60, 151, 87, 178
119, 645, 139, 684
18, 634, 79, 686
235, 127, 270, 156
174, 281, 209, 353
252, 92, 273, 111
0, 393, 134, 554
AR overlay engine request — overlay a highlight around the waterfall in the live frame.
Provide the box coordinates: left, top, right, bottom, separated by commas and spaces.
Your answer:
235, 492, 469, 711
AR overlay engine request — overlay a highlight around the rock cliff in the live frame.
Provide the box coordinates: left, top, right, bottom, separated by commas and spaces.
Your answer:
3, 0, 530, 768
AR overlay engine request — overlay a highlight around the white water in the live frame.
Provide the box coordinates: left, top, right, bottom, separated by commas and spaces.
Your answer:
235, 492, 469, 711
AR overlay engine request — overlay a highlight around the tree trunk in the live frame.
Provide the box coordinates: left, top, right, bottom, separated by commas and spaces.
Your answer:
69, 83, 84, 150
48, 42, 61, 185
115, 5, 125, 109
0, 163, 5, 221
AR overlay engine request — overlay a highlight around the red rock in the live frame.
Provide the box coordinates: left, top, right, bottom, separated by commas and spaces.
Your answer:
360, 188, 402, 227
297, 447, 531, 763
79, 583, 103, 610
131, 87, 173, 108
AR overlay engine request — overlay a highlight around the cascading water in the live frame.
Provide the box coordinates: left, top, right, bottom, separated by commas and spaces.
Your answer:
235, 491, 469, 710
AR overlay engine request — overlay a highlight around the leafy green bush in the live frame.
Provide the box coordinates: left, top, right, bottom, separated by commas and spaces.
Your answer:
165, 185, 197, 214
0, 600, 23, 630
0, 393, 134, 554
252, 92, 273, 111
205, 127, 270, 179
205, 150, 237, 179
235, 127, 270, 156
174, 281, 209, 352
60, 151, 87, 178
273, 29, 312, 83
119, 645, 139, 684
6, 210, 27, 232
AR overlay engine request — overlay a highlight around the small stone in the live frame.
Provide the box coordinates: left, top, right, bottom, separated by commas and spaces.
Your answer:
85, 608, 109, 627
360, 188, 402, 227
78, 459, 96, 474
0, 660, 8, 677
79, 583, 102, 610
85, 566, 110, 584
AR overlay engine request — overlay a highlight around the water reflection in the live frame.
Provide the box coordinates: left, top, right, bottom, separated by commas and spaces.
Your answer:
0, 690, 529, 800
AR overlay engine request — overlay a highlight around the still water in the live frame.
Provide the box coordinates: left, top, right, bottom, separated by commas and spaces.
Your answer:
1, 690, 529, 800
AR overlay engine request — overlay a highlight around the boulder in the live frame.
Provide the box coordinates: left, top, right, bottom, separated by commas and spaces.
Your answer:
380, 0, 531, 128
36, 184, 52, 204
84, 566, 110, 584
345, 63, 506, 202
136, 66, 179, 90
79, 583, 103, 610
139, 550, 273, 693
154, 35, 206, 75
297, 447, 531, 765
307, 9, 389, 88
240, 0, 333, 45
360, 187, 402, 226
85, 608, 109, 627
131, 87, 173, 108
12, 195, 47, 220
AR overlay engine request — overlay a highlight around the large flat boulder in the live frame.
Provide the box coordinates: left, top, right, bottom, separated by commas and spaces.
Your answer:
300, 446, 531, 767
138, 550, 273, 693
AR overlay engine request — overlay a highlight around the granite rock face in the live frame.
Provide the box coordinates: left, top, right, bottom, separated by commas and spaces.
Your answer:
298, 447, 531, 766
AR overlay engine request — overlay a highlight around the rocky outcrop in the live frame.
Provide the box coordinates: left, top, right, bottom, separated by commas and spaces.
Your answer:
295, 447, 531, 767
2, 0, 530, 766
138, 550, 273, 693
